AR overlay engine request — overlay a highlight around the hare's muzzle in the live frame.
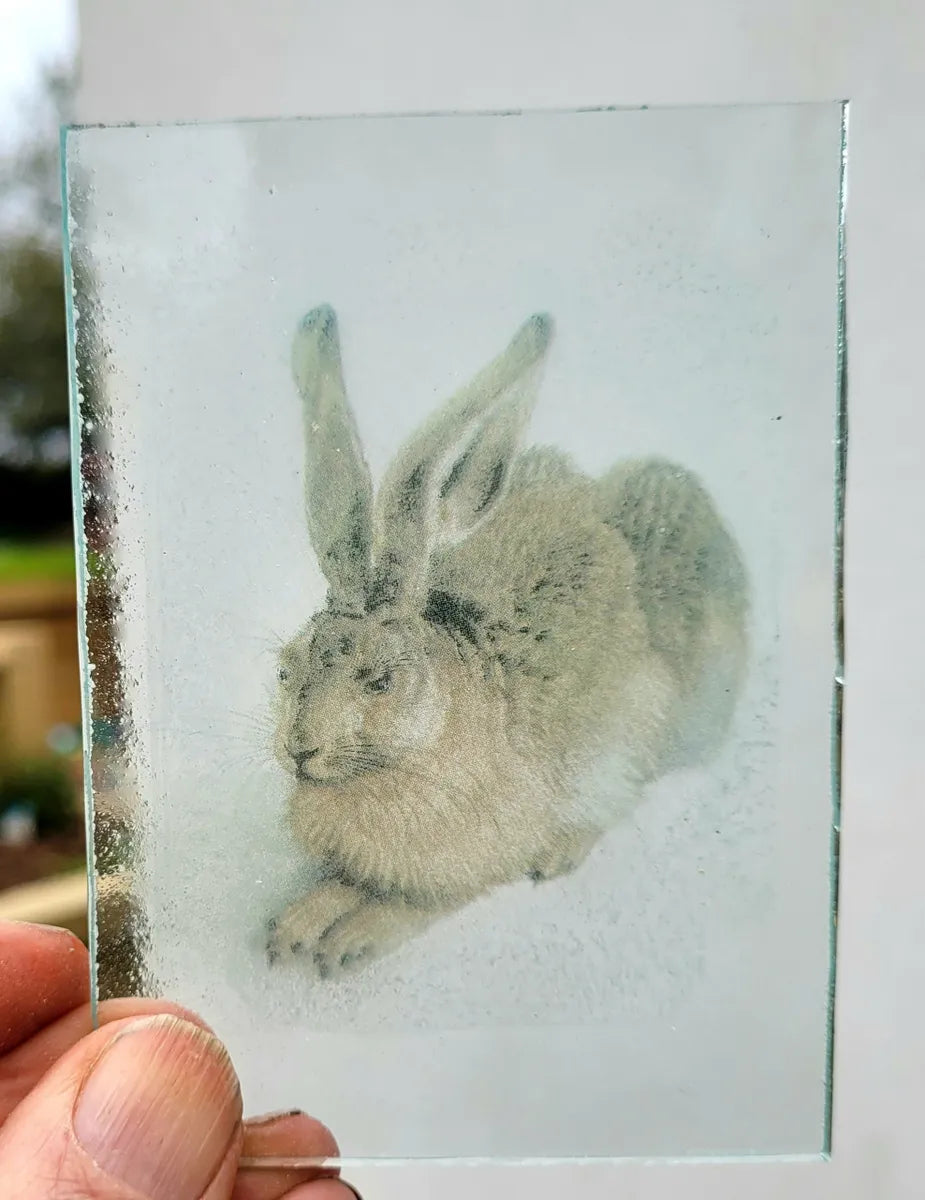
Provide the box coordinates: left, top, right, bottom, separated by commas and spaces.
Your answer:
290, 745, 322, 780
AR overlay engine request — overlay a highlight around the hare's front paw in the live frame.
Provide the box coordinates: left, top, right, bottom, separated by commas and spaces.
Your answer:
312, 901, 436, 979
526, 827, 600, 883
266, 883, 362, 965
312, 911, 380, 979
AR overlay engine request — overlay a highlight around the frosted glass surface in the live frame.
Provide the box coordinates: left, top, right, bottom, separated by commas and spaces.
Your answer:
64, 103, 845, 1160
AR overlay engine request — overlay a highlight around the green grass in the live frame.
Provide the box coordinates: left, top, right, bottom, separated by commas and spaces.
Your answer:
0, 541, 76, 582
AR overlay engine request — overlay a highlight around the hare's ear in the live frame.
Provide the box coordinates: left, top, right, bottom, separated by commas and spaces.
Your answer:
292, 305, 373, 609
369, 313, 552, 612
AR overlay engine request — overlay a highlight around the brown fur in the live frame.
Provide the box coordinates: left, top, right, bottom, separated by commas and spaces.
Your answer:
266, 310, 748, 975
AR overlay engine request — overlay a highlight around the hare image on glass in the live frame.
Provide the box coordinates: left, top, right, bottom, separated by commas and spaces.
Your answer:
267, 305, 748, 977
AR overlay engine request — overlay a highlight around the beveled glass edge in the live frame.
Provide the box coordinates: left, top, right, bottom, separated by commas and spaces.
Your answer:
59, 97, 849, 139
61, 124, 101, 1024
823, 98, 849, 1157
237, 1152, 830, 1170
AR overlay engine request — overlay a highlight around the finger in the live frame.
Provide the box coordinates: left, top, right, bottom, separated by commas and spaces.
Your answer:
233, 1111, 339, 1200
0, 922, 89, 1054
98, 997, 215, 1033
0, 1013, 243, 1199
0, 997, 212, 1126
283, 1185, 360, 1200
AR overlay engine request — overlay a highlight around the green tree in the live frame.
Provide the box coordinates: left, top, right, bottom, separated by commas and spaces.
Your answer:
0, 236, 70, 464
0, 67, 74, 537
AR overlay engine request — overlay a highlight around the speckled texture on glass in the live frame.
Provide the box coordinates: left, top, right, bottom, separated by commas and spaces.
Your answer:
64, 101, 845, 1161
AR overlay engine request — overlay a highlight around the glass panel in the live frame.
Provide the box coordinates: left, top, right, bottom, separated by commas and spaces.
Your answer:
64, 101, 846, 1162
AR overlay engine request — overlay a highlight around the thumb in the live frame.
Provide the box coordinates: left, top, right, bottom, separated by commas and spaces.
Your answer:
0, 1013, 243, 1200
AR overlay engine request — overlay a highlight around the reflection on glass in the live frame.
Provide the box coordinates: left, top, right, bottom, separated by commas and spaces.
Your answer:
64, 102, 846, 1161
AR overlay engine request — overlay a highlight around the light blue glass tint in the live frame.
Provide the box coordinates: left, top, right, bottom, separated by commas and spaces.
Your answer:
64, 101, 846, 1161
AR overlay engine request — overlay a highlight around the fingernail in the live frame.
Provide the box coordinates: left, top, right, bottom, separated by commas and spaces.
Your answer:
285, 1184, 362, 1200
246, 1108, 305, 1127
74, 1014, 241, 1200
6, 920, 75, 939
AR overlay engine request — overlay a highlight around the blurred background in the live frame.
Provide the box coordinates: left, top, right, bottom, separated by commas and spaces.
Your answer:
0, 0, 87, 937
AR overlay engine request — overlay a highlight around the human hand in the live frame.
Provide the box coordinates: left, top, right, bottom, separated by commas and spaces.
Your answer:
0, 920, 358, 1199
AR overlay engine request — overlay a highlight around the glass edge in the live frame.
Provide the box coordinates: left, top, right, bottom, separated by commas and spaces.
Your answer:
60, 97, 851, 137
823, 97, 850, 1157
57, 103, 848, 1150
59, 125, 101, 1022
237, 1152, 830, 1170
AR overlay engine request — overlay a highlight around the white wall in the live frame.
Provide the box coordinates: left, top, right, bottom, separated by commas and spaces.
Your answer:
75, 2, 925, 1197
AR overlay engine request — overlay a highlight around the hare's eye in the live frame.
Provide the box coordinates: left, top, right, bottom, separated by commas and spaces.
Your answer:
277, 666, 290, 683
366, 670, 392, 694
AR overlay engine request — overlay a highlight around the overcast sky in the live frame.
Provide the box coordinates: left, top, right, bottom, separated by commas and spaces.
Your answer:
0, 0, 76, 149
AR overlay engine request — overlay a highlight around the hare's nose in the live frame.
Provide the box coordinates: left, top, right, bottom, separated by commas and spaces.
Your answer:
291, 746, 321, 769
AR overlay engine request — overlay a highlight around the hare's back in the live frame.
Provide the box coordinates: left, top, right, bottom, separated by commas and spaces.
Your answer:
598, 456, 748, 697
429, 447, 646, 708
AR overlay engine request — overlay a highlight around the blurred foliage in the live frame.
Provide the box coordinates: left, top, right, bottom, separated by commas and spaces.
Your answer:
0, 757, 78, 835
0, 70, 71, 240
0, 469, 73, 542
0, 540, 75, 580
0, 67, 75, 540
0, 237, 69, 452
